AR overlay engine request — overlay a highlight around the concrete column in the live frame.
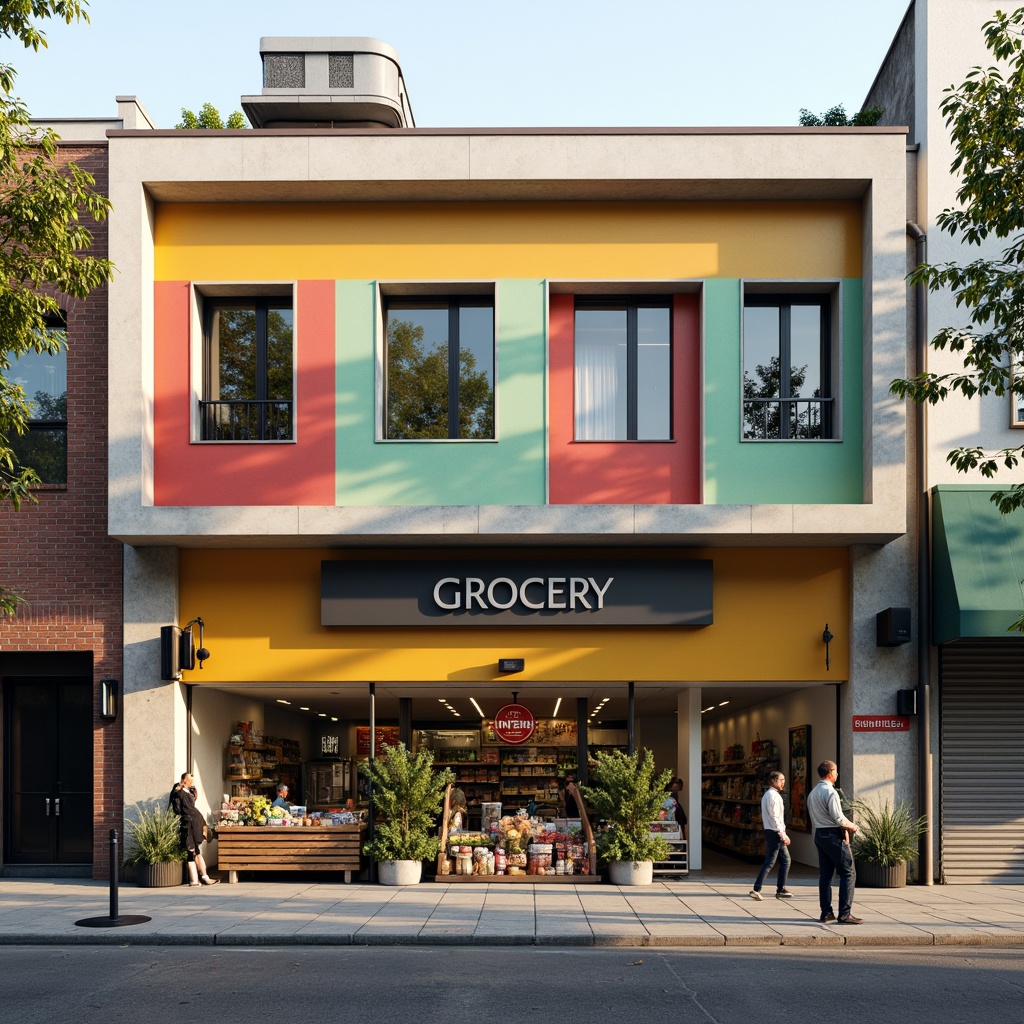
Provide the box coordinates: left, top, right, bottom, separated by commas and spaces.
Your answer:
123, 546, 188, 810
677, 687, 702, 870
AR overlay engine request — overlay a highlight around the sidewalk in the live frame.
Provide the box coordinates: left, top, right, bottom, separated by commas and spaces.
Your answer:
2, 875, 1023, 947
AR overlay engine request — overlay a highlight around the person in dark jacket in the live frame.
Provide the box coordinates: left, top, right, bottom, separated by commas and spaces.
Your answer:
169, 772, 218, 885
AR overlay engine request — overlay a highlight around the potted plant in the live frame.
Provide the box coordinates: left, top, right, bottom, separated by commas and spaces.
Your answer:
125, 805, 187, 887
851, 799, 927, 887
363, 742, 455, 885
582, 749, 672, 885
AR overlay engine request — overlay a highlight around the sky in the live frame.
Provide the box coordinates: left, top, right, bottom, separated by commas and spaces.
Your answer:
3, 0, 915, 129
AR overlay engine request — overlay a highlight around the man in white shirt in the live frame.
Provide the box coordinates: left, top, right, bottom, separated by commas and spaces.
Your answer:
806, 759, 861, 924
749, 771, 792, 900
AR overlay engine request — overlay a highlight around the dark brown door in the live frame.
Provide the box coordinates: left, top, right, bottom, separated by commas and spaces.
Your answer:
4, 679, 93, 864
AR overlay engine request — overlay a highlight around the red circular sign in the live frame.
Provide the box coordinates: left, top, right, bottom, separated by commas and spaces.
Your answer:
493, 704, 536, 745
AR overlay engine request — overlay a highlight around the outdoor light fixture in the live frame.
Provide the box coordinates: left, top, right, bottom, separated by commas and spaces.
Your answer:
498, 658, 524, 673
823, 623, 834, 672
99, 679, 119, 720
160, 617, 211, 680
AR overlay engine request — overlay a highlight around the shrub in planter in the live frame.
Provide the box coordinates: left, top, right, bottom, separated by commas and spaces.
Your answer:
581, 749, 672, 874
125, 805, 186, 886
851, 799, 927, 887
362, 743, 455, 876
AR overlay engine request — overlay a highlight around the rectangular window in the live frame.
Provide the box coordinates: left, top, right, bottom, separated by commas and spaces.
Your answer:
384, 297, 494, 439
1012, 360, 1024, 427
201, 297, 294, 441
7, 314, 68, 483
574, 299, 671, 441
743, 295, 833, 440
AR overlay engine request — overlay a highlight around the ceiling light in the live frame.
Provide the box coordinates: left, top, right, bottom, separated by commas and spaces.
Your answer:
702, 706, 714, 713
276, 699, 290, 705
553, 697, 562, 717
318, 713, 327, 718
470, 697, 485, 717
718, 700, 730, 707
331, 716, 338, 722
300, 707, 310, 711
438, 698, 446, 703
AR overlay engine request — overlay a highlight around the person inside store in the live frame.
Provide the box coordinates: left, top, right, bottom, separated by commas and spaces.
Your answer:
668, 777, 689, 842
561, 772, 582, 819
450, 788, 469, 830
806, 759, 860, 924
272, 783, 292, 809
749, 770, 792, 900
169, 772, 219, 886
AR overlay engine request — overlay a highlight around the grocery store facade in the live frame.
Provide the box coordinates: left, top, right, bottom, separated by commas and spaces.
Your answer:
105, 37, 916, 878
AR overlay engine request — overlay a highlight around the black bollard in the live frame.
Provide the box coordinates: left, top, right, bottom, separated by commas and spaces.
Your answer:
108, 828, 120, 924
75, 826, 151, 928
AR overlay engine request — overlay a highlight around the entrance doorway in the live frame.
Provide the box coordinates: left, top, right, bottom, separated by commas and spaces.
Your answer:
3, 679, 94, 866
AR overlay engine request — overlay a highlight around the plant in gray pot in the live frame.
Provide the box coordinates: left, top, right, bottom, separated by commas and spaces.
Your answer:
851, 799, 927, 887
125, 805, 187, 887
363, 743, 455, 885
581, 748, 671, 885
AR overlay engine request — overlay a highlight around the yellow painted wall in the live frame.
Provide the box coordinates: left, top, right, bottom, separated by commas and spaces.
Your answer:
178, 548, 850, 683
155, 201, 862, 281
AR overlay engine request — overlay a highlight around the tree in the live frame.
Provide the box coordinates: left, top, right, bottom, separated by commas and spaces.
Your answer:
798, 103, 884, 126
176, 103, 248, 130
0, 0, 114, 616
889, 8, 1024, 515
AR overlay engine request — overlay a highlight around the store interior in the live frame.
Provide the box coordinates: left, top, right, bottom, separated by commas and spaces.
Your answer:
189, 678, 838, 872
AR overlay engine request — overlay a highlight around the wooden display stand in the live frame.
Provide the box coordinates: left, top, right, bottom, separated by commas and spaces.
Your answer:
215, 824, 366, 883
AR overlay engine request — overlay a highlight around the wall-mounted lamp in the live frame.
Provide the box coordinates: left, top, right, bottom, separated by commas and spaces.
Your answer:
498, 658, 524, 673
822, 624, 834, 672
99, 679, 119, 720
161, 617, 211, 681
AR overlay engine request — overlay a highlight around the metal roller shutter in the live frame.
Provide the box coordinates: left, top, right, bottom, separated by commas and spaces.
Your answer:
940, 641, 1024, 883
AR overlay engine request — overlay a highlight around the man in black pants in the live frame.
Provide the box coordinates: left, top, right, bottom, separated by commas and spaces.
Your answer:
806, 760, 861, 924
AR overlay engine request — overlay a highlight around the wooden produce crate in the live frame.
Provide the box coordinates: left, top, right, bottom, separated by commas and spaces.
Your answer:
215, 824, 366, 883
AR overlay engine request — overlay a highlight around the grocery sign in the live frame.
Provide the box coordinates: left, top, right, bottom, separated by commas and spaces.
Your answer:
492, 704, 536, 744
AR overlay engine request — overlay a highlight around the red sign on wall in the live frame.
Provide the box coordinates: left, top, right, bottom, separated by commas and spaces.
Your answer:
492, 704, 537, 745
852, 716, 911, 732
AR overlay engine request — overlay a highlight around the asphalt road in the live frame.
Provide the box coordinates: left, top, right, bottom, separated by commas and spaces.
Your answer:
11, 946, 1024, 1024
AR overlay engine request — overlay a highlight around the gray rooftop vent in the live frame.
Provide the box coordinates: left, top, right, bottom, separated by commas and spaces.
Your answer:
241, 36, 414, 129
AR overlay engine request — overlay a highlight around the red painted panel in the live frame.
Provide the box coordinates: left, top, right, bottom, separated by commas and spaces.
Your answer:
548, 292, 701, 504
154, 280, 336, 506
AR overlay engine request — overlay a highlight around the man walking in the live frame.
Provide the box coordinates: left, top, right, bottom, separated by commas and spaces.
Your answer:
806, 759, 861, 924
750, 770, 792, 900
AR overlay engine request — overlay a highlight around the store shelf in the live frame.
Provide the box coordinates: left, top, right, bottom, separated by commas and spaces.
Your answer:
653, 839, 688, 877
701, 816, 761, 832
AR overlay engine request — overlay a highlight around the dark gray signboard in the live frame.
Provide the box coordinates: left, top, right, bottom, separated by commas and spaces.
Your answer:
321, 558, 712, 627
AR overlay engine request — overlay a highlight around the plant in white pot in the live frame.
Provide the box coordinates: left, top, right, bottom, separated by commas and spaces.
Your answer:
851, 799, 927, 888
363, 742, 454, 885
582, 748, 671, 885
125, 805, 187, 887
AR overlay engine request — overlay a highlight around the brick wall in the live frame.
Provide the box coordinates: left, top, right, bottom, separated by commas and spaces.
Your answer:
0, 141, 122, 879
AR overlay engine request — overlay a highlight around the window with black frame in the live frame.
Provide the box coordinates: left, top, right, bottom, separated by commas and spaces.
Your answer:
574, 298, 672, 441
384, 297, 494, 440
742, 295, 833, 440
201, 296, 293, 441
7, 314, 68, 483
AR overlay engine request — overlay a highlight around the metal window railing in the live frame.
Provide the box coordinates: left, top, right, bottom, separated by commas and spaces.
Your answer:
200, 400, 293, 441
742, 397, 834, 440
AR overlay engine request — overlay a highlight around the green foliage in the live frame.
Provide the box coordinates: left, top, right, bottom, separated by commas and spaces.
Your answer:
0, 0, 112, 617
890, 8, 1024, 538
362, 743, 454, 862
125, 805, 186, 866
798, 104, 884, 126
851, 799, 927, 867
581, 749, 671, 863
177, 103, 248, 130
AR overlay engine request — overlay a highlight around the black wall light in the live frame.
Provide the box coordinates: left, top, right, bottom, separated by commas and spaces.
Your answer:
498, 658, 525, 673
161, 617, 211, 681
99, 679, 119, 720
822, 624, 834, 672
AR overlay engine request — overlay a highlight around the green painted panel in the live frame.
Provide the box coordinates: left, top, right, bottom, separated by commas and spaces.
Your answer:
335, 279, 547, 506
932, 485, 1024, 643
705, 279, 864, 505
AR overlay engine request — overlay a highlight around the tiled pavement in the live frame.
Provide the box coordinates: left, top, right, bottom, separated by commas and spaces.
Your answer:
1, 875, 1023, 947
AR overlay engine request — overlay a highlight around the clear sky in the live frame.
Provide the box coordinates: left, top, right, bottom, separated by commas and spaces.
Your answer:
4, 0, 915, 129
